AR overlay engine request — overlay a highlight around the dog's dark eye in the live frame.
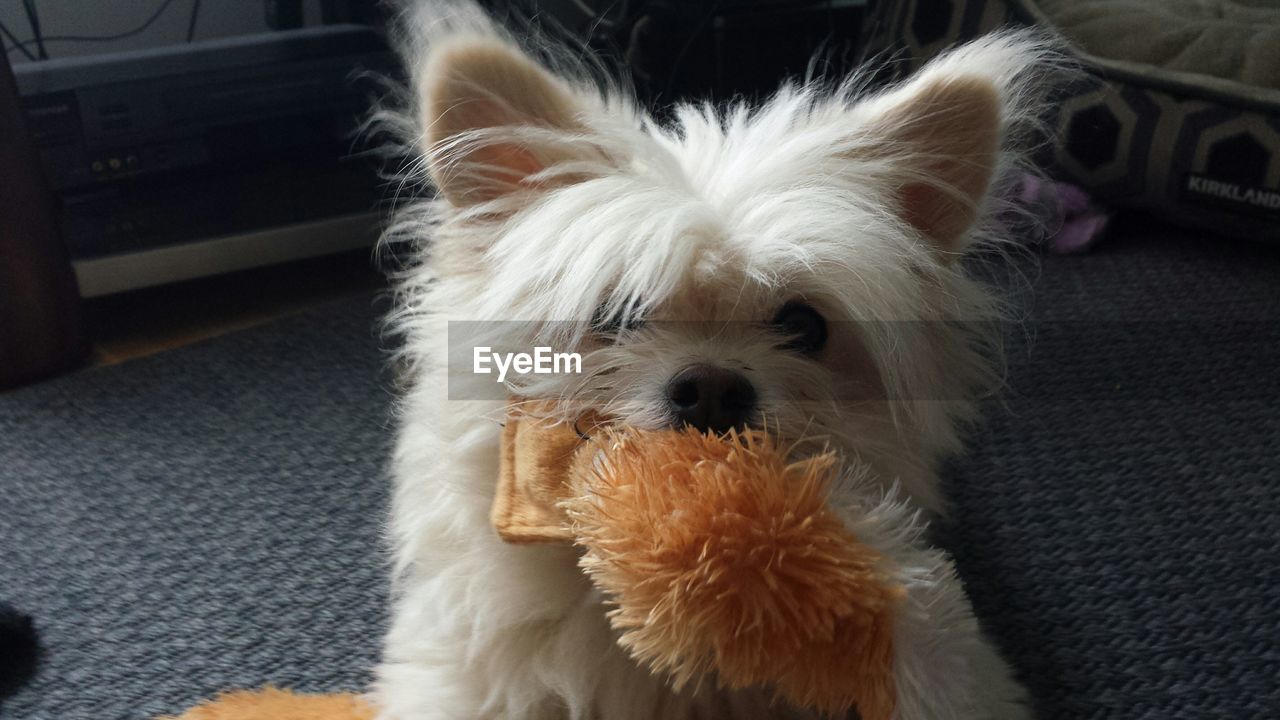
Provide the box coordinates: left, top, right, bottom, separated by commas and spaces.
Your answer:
771, 301, 827, 354
592, 303, 644, 336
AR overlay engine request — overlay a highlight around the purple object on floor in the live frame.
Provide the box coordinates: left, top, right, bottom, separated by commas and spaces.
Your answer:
1016, 174, 1110, 253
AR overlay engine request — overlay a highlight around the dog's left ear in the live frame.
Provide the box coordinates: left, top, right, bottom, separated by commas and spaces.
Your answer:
418, 37, 593, 207
858, 73, 1002, 256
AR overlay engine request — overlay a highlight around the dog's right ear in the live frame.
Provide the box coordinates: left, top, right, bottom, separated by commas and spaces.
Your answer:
846, 31, 1056, 258
418, 38, 589, 207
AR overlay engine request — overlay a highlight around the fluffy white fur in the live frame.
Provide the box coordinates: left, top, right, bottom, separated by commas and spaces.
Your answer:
374, 2, 1060, 718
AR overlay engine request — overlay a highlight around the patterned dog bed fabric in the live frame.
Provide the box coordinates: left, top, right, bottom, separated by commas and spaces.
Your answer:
1039, 0, 1280, 91
865, 0, 1280, 242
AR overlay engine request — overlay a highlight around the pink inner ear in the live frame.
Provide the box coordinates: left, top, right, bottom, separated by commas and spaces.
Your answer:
420, 38, 586, 207
463, 143, 547, 202
493, 145, 546, 184
879, 76, 1001, 255
900, 183, 940, 241
900, 179, 985, 254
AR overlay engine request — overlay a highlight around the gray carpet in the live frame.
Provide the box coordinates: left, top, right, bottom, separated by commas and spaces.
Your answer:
1, 296, 396, 719
942, 218, 1280, 719
2, 216, 1278, 719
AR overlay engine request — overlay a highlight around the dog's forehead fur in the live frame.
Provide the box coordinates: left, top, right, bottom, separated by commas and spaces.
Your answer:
463, 104, 935, 329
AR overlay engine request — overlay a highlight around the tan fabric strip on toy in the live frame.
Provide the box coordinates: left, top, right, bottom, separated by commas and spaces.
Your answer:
492, 402, 599, 544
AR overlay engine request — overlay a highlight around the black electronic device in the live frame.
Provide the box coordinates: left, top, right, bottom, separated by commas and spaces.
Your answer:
14, 24, 397, 296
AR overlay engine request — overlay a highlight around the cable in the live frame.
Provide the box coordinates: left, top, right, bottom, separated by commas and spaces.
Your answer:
21, 0, 47, 60
186, 0, 200, 42
565, 0, 600, 19
563, 0, 638, 32
0, 20, 36, 61
4, 0, 182, 59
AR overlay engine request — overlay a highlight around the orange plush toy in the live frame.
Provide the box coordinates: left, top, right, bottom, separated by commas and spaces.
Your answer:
166, 419, 907, 720
564, 427, 903, 720
492, 408, 905, 720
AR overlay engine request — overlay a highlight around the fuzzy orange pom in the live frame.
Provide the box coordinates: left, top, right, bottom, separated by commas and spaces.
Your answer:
564, 428, 903, 720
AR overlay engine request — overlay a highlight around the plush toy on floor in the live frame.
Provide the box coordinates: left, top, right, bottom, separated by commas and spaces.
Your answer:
170, 412, 998, 719
160, 681, 373, 717
162, 688, 375, 720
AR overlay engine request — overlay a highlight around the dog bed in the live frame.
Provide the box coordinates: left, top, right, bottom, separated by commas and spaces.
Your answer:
865, 0, 1280, 242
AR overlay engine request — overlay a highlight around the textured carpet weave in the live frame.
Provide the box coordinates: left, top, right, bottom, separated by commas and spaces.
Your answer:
2, 218, 1278, 719
1, 297, 395, 719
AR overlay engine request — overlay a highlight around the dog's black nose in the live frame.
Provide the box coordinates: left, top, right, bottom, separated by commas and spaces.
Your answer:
666, 364, 756, 434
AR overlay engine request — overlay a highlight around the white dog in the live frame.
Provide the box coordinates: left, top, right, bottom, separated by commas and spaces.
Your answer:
375, 2, 1058, 718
